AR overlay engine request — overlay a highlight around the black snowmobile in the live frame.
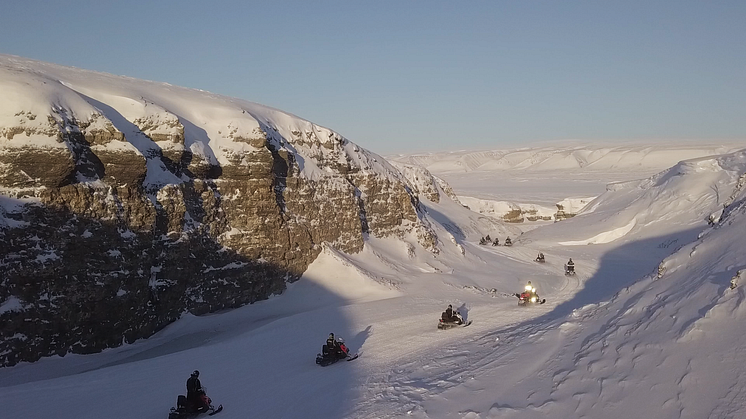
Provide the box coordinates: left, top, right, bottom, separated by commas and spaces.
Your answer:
168, 389, 222, 419
504, 237, 513, 247
564, 264, 576, 276
535, 254, 545, 263
316, 339, 358, 366
437, 311, 472, 329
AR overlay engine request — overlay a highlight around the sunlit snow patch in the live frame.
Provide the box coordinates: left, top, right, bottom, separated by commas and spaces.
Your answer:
301, 244, 401, 303
559, 217, 636, 245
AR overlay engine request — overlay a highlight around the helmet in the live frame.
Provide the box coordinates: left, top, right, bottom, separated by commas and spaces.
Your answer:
336, 337, 345, 343
328, 333, 335, 340
448, 304, 452, 308
191, 370, 199, 377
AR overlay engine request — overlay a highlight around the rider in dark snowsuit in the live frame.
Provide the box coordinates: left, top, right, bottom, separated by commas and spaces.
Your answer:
441, 304, 462, 324
186, 370, 205, 411
566, 258, 575, 274
323, 333, 349, 360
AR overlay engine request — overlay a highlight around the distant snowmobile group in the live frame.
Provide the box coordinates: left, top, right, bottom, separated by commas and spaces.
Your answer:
479, 235, 512, 246
533, 252, 576, 276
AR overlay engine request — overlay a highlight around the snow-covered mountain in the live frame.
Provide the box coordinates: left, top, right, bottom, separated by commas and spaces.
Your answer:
2, 53, 746, 419
2, 142, 744, 418
0, 54, 493, 366
422, 153, 746, 419
389, 144, 743, 174
390, 143, 744, 221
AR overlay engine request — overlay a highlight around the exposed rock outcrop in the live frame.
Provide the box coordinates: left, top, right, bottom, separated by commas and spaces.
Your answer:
0, 55, 435, 366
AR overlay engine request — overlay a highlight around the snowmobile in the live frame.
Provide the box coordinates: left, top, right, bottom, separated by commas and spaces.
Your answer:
315, 339, 358, 366
437, 312, 472, 329
535, 255, 545, 263
564, 264, 576, 276
515, 291, 546, 305
504, 238, 513, 247
168, 389, 222, 419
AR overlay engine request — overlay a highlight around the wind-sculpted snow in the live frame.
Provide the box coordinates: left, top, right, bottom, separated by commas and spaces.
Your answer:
523, 152, 746, 247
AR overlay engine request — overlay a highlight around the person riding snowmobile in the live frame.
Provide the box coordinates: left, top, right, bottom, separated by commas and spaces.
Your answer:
492, 237, 499, 246
169, 370, 221, 418
520, 281, 540, 302
441, 304, 463, 324
535, 252, 545, 262
565, 258, 575, 274
504, 236, 512, 246
186, 370, 208, 412
323, 333, 349, 360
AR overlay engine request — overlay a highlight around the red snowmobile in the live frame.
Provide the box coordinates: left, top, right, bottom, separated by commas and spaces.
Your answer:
168, 388, 222, 418
516, 291, 546, 305
316, 337, 358, 366
516, 283, 546, 305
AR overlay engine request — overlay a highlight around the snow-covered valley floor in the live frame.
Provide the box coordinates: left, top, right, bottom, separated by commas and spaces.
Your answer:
3, 148, 746, 419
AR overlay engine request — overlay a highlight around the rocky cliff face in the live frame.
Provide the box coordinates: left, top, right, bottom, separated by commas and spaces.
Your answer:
0, 55, 434, 366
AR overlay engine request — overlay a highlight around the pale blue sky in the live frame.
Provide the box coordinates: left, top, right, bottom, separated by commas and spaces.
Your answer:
2, 1, 744, 154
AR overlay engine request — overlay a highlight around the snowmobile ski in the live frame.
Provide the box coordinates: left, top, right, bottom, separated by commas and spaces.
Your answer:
209, 405, 223, 416
438, 320, 472, 329
316, 352, 357, 366
518, 299, 546, 306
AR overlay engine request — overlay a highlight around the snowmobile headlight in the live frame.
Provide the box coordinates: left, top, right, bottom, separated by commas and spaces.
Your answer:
532, 287, 536, 292
530, 297, 537, 303
525, 285, 532, 291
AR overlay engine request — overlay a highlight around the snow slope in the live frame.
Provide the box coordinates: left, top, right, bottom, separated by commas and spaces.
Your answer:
3, 147, 745, 418
390, 143, 744, 209
412, 154, 746, 419
2, 61, 746, 418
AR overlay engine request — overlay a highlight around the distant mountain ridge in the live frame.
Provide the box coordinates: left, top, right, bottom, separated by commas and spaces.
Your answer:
389, 143, 744, 173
